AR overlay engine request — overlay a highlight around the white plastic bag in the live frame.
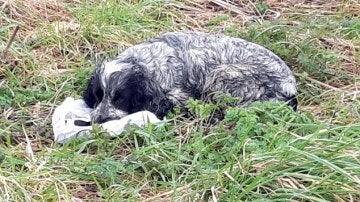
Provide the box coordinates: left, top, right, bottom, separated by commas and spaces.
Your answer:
52, 97, 161, 143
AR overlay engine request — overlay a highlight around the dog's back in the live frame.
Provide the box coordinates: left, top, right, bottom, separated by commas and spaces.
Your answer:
147, 32, 297, 109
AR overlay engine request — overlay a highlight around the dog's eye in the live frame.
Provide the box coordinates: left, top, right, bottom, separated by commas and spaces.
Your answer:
112, 88, 132, 105
112, 92, 124, 103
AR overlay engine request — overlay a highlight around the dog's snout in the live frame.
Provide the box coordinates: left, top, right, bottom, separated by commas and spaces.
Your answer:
91, 102, 127, 124
92, 114, 118, 124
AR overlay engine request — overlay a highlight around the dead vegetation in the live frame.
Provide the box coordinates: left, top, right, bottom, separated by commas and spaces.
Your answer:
0, 0, 80, 76
171, 0, 360, 27
0, 0, 74, 27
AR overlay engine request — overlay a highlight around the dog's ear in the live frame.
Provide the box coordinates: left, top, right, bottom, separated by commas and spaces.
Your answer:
83, 71, 103, 108
126, 69, 147, 112
126, 66, 174, 118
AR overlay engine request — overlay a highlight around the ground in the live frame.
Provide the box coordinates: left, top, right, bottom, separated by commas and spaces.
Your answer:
0, 0, 359, 201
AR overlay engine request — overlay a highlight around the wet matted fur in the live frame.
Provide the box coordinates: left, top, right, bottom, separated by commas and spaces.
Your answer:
83, 31, 297, 123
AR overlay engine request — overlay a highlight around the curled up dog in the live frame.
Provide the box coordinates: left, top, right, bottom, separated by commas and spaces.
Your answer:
83, 32, 297, 123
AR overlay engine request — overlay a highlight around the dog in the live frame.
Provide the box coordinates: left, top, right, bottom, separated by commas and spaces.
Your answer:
83, 32, 297, 123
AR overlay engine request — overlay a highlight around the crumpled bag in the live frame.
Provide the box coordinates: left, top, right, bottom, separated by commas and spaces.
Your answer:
51, 97, 162, 143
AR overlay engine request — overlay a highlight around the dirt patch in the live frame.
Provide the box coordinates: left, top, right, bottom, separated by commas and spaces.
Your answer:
0, 0, 75, 28
71, 183, 101, 200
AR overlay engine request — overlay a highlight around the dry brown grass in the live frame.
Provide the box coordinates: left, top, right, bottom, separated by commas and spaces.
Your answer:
171, 0, 360, 28
319, 37, 360, 76
1, 0, 74, 27
0, 0, 81, 75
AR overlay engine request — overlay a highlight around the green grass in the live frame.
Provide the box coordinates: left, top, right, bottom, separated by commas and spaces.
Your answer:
1, 0, 359, 201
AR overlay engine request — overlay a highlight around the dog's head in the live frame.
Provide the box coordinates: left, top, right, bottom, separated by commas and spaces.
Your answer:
83, 60, 173, 123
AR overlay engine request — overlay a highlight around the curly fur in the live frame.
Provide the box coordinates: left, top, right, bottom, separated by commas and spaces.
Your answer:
83, 32, 297, 123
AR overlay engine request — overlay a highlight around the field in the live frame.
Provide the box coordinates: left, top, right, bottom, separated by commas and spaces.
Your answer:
0, 0, 359, 201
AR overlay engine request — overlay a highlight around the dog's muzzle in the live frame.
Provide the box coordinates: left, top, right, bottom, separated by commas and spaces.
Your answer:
91, 102, 127, 124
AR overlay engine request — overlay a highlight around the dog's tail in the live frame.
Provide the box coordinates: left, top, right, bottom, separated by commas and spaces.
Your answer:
287, 95, 298, 111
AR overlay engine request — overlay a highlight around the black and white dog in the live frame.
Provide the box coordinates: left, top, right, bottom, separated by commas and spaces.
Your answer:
83, 32, 297, 123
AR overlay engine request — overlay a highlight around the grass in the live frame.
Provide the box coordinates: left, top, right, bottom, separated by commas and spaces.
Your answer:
0, 0, 359, 201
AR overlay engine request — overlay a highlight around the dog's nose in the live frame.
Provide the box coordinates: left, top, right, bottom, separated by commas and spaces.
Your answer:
92, 115, 118, 124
